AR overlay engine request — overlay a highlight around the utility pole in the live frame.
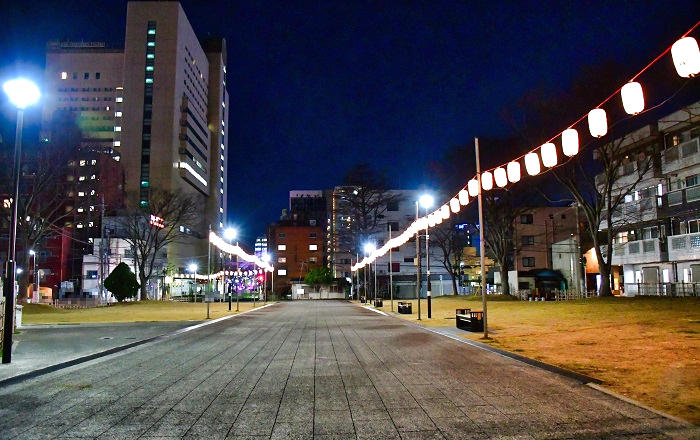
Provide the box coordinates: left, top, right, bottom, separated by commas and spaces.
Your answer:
98, 196, 106, 303
206, 224, 211, 319
415, 201, 422, 320
389, 226, 394, 312
235, 241, 239, 312
475, 137, 488, 338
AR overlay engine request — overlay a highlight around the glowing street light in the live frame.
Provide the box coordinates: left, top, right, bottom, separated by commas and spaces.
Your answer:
418, 194, 434, 210
224, 227, 237, 241
3, 77, 40, 364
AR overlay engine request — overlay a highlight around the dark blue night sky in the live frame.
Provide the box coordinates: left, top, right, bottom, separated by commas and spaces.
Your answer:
1, 1, 699, 246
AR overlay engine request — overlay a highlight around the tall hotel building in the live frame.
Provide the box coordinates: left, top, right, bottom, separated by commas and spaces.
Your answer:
42, 1, 229, 265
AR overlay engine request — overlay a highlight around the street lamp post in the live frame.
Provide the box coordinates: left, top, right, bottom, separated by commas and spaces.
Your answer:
419, 194, 434, 319
2, 78, 40, 364
29, 250, 39, 303
364, 243, 376, 305
224, 227, 238, 311
415, 201, 422, 320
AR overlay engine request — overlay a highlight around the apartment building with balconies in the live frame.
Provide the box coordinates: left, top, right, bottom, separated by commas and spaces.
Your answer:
600, 101, 700, 295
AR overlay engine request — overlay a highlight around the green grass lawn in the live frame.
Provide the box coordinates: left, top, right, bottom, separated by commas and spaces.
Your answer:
369, 295, 700, 424
23, 300, 269, 324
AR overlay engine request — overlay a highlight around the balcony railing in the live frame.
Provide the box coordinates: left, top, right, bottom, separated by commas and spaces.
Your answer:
668, 232, 700, 262
665, 185, 700, 207
607, 238, 665, 265
662, 137, 700, 174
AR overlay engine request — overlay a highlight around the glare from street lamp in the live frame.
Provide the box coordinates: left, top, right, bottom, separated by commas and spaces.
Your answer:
364, 243, 376, 254
261, 253, 271, 263
16, 268, 23, 275
419, 194, 434, 209
188, 263, 198, 273
3, 78, 40, 109
224, 227, 237, 241
29, 249, 35, 256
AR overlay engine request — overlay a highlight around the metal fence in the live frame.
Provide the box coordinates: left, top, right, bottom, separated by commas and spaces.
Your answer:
622, 282, 700, 297
51, 298, 107, 309
516, 289, 595, 301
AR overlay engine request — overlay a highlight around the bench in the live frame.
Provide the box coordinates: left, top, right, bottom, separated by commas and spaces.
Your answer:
455, 308, 484, 332
398, 301, 412, 314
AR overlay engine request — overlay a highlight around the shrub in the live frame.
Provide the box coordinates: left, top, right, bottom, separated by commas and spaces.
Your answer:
104, 262, 140, 302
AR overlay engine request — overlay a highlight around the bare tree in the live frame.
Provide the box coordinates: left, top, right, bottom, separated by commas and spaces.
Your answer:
342, 163, 402, 252
0, 114, 78, 298
120, 189, 199, 300
430, 219, 469, 295
481, 189, 529, 296
553, 133, 654, 297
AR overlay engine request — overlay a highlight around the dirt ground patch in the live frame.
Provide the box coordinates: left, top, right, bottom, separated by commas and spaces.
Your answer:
23, 300, 271, 324
365, 295, 700, 423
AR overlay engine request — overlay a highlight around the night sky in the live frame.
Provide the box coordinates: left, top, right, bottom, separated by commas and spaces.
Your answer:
1, 1, 699, 246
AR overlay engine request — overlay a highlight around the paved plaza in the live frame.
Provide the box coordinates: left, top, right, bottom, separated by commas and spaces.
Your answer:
0, 301, 695, 439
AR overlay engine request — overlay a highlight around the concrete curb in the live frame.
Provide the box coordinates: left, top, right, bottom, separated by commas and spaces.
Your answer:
0, 303, 277, 388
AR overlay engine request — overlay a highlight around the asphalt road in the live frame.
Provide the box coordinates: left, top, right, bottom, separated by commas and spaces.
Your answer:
0, 301, 694, 439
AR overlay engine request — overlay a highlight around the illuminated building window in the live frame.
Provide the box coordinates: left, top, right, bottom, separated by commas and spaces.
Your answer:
114, 126, 121, 132
78, 192, 85, 197
278, 244, 286, 251
278, 269, 287, 276
113, 141, 121, 147
61, 72, 68, 80
148, 29, 156, 35
309, 244, 318, 251
147, 53, 155, 59
78, 176, 85, 181
115, 111, 122, 117
116, 97, 123, 102
145, 78, 153, 84
147, 42, 155, 47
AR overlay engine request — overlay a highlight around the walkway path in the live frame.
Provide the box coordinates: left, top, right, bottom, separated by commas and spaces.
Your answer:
0, 301, 694, 439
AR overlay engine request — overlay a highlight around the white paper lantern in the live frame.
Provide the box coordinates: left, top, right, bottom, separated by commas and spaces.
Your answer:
562, 128, 579, 157
621, 82, 644, 115
428, 213, 436, 227
507, 161, 521, 183
671, 37, 700, 78
524, 152, 541, 176
494, 167, 507, 187
481, 171, 493, 190
449, 197, 460, 213
468, 178, 479, 197
458, 189, 469, 205
440, 205, 449, 220
588, 108, 607, 138
434, 210, 443, 224
540, 143, 557, 168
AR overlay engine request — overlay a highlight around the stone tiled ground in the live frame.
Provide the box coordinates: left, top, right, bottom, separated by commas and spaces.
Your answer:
0, 301, 695, 439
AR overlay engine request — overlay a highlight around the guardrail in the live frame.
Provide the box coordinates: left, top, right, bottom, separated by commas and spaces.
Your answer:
622, 282, 700, 297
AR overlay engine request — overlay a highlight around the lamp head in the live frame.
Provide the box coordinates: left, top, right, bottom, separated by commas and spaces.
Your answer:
418, 194, 434, 209
16, 267, 23, 275
224, 227, 237, 241
3, 78, 40, 109
188, 263, 198, 273
29, 249, 36, 256
261, 253, 271, 263
363, 242, 376, 254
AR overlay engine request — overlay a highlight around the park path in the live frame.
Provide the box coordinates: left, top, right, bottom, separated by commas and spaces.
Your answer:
0, 300, 694, 439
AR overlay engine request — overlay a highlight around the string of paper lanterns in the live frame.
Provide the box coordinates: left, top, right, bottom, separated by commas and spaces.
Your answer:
352, 30, 699, 272
209, 231, 274, 272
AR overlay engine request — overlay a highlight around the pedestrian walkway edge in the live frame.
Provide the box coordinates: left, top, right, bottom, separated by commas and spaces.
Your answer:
0, 302, 277, 388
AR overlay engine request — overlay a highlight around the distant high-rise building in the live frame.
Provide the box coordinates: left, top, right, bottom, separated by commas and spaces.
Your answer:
41, 1, 229, 272
254, 236, 268, 257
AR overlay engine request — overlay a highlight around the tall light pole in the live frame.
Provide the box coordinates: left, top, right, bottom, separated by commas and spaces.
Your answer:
415, 201, 422, 320
224, 227, 239, 311
262, 253, 271, 302
388, 226, 393, 312
419, 194, 435, 318
364, 243, 376, 305
3, 78, 40, 364
29, 250, 38, 303
475, 137, 488, 338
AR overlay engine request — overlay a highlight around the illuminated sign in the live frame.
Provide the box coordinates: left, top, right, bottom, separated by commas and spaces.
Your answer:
149, 214, 165, 229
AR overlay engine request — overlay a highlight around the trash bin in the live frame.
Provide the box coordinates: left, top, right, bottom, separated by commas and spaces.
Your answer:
469, 310, 483, 332
374, 298, 383, 307
398, 302, 412, 314
15, 304, 23, 329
